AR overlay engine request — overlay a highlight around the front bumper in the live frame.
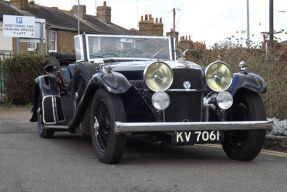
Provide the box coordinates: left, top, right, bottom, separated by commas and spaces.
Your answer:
114, 120, 273, 134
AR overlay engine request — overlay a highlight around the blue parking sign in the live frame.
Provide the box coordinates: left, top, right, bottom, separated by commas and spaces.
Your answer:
16, 17, 22, 24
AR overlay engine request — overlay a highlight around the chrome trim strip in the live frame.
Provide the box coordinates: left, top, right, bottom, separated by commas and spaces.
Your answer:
43, 125, 69, 130
166, 89, 200, 92
114, 121, 273, 134
52, 96, 57, 124
42, 95, 57, 125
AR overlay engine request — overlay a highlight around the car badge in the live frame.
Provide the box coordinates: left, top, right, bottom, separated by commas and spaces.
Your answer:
183, 81, 191, 90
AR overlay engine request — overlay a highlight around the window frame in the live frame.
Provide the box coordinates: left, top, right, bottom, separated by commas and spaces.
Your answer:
48, 30, 57, 52
27, 42, 37, 52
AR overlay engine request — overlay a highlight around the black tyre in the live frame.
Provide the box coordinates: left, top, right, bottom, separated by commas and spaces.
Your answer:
37, 95, 54, 138
72, 63, 96, 132
222, 90, 266, 161
90, 88, 126, 164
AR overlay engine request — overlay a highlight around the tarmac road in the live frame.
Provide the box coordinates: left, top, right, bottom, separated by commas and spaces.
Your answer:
0, 107, 287, 192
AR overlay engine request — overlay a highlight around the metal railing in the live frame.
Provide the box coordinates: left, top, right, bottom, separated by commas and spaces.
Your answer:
0, 52, 13, 103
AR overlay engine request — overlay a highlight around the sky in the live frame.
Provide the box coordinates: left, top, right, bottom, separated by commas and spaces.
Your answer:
24, 0, 287, 48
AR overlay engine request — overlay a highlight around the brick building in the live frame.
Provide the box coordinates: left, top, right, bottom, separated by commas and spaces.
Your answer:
0, 0, 134, 57
137, 14, 163, 36
178, 35, 206, 50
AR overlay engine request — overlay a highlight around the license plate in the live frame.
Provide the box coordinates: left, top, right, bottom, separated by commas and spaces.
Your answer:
172, 131, 223, 144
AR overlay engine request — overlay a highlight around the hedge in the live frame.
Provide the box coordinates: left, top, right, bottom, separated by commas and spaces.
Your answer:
1, 53, 44, 105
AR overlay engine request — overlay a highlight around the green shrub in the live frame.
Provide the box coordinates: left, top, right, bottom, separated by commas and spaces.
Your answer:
1, 53, 44, 105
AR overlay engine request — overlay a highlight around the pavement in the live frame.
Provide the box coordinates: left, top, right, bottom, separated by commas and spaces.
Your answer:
264, 135, 287, 152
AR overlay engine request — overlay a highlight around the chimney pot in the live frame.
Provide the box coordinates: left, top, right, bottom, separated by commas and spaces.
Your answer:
156, 18, 158, 23
103, 1, 106, 6
141, 16, 143, 21
149, 14, 152, 20
145, 14, 148, 20
160, 18, 162, 23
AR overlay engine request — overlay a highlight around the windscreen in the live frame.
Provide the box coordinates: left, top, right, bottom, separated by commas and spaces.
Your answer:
86, 35, 172, 60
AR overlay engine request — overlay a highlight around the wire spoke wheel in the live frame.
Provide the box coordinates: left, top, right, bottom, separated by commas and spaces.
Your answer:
71, 63, 97, 134
95, 102, 111, 152
90, 88, 126, 164
74, 74, 86, 108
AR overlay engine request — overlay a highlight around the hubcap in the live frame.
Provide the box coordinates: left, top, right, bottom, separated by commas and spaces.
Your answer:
94, 116, 99, 136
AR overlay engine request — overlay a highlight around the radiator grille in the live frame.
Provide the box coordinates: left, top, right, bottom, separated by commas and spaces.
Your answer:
170, 68, 202, 89
165, 68, 204, 122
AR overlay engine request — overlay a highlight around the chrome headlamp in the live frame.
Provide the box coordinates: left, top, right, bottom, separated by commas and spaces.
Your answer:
144, 62, 173, 91
217, 91, 233, 110
205, 61, 233, 92
152, 91, 170, 110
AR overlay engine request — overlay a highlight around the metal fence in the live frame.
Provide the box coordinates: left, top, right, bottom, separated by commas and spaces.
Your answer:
0, 52, 13, 103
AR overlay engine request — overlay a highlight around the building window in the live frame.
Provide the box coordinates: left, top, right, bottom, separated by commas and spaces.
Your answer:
49, 30, 57, 52
27, 42, 36, 52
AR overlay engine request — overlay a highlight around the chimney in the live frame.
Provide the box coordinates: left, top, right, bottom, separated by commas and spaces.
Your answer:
139, 14, 154, 36
71, 5, 86, 19
11, 0, 28, 10
153, 17, 163, 36
97, 1, 111, 23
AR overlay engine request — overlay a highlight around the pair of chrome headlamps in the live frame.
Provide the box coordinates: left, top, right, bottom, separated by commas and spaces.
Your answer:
143, 61, 234, 111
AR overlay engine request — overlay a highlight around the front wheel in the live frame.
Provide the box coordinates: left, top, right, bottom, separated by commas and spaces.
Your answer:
222, 90, 266, 161
90, 88, 126, 164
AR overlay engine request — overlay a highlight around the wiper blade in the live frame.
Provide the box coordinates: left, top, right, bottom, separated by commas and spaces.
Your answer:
151, 47, 166, 59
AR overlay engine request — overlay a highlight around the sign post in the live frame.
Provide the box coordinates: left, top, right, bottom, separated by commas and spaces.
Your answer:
3, 15, 46, 54
3, 15, 35, 38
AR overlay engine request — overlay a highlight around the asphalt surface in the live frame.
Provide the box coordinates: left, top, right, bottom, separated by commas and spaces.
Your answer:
1, 107, 287, 192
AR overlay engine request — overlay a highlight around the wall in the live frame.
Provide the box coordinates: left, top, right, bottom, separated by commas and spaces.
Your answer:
10, 29, 77, 54
56, 30, 77, 53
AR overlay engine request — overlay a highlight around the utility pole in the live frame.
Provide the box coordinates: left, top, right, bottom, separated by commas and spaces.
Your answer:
78, 0, 80, 35
95, 0, 97, 16
269, 0, 274, 50
136, 0, 139, 27
247, 0, 250, 47
173, 8, 176, 41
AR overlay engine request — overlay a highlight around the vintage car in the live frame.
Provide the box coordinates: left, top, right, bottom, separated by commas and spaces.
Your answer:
30, 34, 273, 164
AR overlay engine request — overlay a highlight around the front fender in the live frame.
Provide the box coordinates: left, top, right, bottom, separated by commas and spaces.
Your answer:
91, 71, 132, 94
68, 71, 132, 130
229, 73, 266, 96
30, 75, 59, 122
